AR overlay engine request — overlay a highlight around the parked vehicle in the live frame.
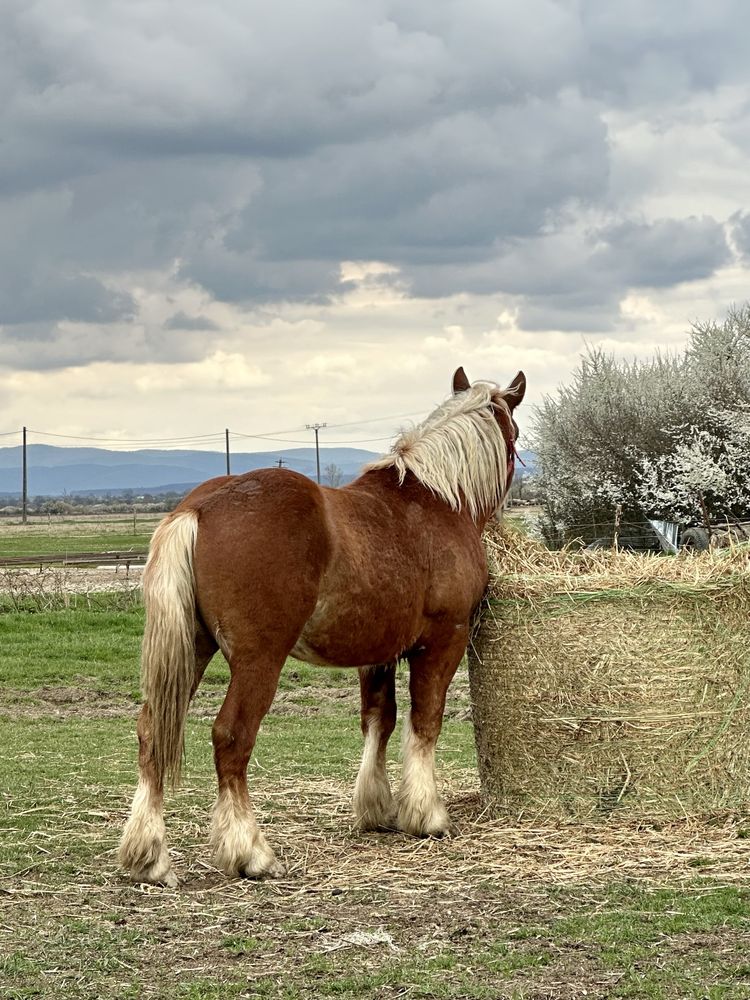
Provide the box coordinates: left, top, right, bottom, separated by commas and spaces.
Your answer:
585, 519, 750, 553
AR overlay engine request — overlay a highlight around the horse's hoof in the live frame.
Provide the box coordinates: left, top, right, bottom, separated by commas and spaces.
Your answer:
357, 818, 399, 834
396, 798, 451, 838
131, 866, 178, 888
238, 857, 285, 880
403, 824, 452, 840
424, 826, 452, 840
354, 808, 398, 834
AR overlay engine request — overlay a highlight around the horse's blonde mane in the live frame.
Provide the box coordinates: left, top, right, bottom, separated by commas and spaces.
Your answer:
365, 383, 512, 520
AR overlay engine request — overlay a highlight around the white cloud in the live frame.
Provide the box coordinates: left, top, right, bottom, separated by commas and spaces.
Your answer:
299, 353, 358, 379
134, 352, 269, 392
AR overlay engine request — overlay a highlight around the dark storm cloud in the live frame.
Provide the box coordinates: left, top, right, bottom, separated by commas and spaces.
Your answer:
404, 215, 731, 325
164, 312, 222, 332
226, 97, 609, 260
0, 274, 134, 327
179, 94, 611, 303
1, 0, 749, 365
591, 217, 731, 288
578, 0, 750, 102
0, 322, 141, 370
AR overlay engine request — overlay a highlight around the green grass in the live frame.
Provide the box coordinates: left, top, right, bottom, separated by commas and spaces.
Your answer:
0, 607, 145, 695
0, 530, 154, 557
1, 602, 749, 999
548, 885, 750, 998
0, 605, 357, 699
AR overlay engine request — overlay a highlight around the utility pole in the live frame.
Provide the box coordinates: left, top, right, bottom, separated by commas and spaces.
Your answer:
306, 423, 326, 484
22, 426, 27, 525
276, 457, 286, 469
225, 428, 231, 475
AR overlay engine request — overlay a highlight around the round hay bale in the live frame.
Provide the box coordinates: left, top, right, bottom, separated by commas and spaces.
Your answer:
468, 527, 750, 820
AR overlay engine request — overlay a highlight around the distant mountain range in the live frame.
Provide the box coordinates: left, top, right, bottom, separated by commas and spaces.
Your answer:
0, 444, 379, 497
0, 443, 537, 498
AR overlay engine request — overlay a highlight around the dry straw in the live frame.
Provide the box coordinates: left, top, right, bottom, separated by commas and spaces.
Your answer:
468, 525, 750, 820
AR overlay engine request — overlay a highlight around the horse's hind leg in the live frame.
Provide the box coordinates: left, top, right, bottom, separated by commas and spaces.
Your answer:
353, 663, 397, 831
118, 702, 176, 886
119, 628, 216, 886
397, 631, 467, 837
209, 650, 286, 879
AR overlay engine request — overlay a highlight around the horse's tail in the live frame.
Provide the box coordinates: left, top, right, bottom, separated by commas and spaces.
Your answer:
141, 509, 199, 788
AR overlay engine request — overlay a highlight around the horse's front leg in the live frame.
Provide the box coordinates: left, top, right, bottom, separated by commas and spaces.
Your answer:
209, 655, 285, 879
397, 629, 468, 837
353, 663, 397, 830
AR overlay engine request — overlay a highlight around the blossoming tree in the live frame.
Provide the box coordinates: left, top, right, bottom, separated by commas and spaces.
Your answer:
534, 306, 750, 546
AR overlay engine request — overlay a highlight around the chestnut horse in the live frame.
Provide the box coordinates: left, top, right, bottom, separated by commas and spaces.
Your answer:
119, 367, 525, 885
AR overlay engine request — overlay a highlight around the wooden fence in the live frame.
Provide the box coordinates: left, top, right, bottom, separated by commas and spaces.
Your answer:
0, 550, 148, 571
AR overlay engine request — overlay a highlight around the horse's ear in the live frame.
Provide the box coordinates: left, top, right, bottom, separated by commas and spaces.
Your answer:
504, 371, 526, 410
452, 367, 471, 394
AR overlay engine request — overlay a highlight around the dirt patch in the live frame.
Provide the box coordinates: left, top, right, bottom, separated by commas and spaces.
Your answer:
0, 683, 363, 721
0, 684, 139, 719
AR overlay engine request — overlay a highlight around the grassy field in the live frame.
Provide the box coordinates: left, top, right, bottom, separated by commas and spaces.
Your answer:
0, 532, 153, 558
0, 533, 156, 559
0, 514, 163, 559
0, 529, 749, 998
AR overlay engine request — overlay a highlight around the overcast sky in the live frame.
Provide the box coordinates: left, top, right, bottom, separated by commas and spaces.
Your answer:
2, 0, 750, 453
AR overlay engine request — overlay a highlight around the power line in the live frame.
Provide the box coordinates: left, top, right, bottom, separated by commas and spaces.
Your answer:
3, 405, 429, 450
210, 418, 419, 440
26, 428, 225, 445
2, 427, 399, 449
227, 433, 395, 445
230, 412, 425, 437
1, 427, 395, 448
325, 410, 424, 429
230, 426, 308, 440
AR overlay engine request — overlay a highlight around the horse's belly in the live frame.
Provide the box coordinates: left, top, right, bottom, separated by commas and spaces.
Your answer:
289, 634, 340, 667
290, 592, 421, 668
